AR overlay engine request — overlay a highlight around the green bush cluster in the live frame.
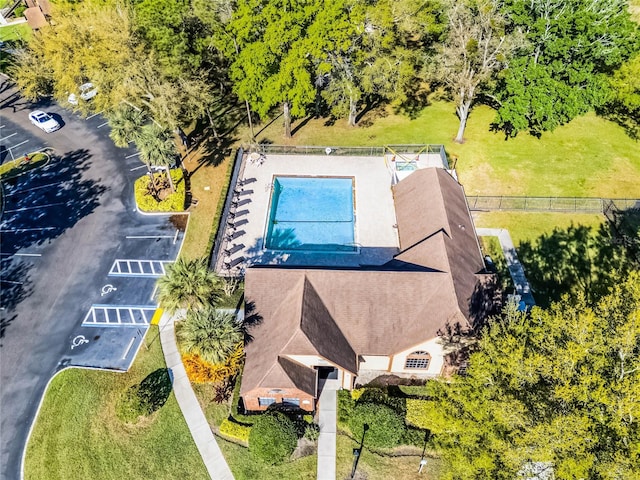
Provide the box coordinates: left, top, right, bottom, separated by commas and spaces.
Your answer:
220, 418, 251, 443
348, 402, 406, 449
303, 423, 320, 442
406, 398, 431, 429
337, 389, 354, 425
115, 368, 172, 423
134, 168, 185, 212
248, 412, 297, 465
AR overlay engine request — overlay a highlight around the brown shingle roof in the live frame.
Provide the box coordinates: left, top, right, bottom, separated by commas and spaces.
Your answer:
242, 168, 489, 396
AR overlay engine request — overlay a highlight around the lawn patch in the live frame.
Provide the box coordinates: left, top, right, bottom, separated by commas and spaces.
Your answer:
24, 327, 207, 479
0, 152, 49, 180
248, 101, 640, 199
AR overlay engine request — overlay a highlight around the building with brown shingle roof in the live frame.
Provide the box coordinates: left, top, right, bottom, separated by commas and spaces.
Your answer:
242, 167, 493, 412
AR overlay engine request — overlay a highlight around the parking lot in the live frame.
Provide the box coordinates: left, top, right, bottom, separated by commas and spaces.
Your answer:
0, 79, 185, 479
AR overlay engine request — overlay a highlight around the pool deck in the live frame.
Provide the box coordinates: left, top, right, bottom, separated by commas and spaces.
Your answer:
217, 154, 401, 272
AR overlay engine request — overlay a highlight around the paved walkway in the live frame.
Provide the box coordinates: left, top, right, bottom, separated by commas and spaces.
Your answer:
159, 311, 235, 480
476, 228, 536, 307
317, 379, 339, 480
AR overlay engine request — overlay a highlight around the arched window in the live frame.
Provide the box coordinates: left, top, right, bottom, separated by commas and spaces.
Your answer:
405, 351, 431, 369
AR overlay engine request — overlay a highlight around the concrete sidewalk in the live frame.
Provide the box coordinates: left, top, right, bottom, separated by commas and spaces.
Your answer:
317, 379, 339, 480
476, 228, 536, 307
159, 311, 235, 480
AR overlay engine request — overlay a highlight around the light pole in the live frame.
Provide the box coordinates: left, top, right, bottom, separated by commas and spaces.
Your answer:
351, 423, 369, 479
418, 430, 431, 474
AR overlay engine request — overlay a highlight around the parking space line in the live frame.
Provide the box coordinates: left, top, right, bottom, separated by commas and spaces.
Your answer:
13, 253, 42, 257
125, 235, 175, 239
8, 139, 28, 151
125, 152, 141, 159
108, 259, 173, 277
6, 181, 68, 196
4, 202, 65, 213
0, 133, 17, 142
86, 111, 104, 120
129, 164, 146, 171
82, 305, 157, 327
97, 121, 109, 128
122, 337, 136, 359
1, 227, 58, 233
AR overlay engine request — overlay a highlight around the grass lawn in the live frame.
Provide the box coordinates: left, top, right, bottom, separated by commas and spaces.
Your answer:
248, 100, 640, 199
24, 327, 208, 480
472, 212, 605, 246
335, 433, 442, 479
179, 147, 235, 260
0, 152, 49, 180
0, 21, 31, 43
216, 437, 317, 480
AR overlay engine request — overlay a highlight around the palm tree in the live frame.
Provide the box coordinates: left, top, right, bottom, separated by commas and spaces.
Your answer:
156, 257, 222, 314
106, 104, 145, 147
136, 123, 178, 192
177, 309, 243, 365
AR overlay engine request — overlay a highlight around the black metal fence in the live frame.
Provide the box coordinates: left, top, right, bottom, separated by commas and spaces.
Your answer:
250, 144, 446, 158
467, 196, 640, 213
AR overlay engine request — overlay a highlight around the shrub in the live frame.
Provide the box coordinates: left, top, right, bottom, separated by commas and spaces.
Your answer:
337, 389, 354, 425
220, 418, 251, 443
303, 423, 320, 442
116, 369, 172, 423
348, 403, 406, 449
351, 388, 365, 401
134, 168, 185, 212
357, 387, 407, 417
182, 342, 244, 384
406, 398, 432, 429
249, 412, 297, 465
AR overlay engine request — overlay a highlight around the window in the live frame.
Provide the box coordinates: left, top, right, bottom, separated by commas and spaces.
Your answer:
405, 351, 431, 370
258, 397, 276, 407
283, 398, 300, 406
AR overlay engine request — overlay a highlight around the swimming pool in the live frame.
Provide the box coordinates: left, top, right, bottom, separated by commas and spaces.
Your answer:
265, 176, 356, 252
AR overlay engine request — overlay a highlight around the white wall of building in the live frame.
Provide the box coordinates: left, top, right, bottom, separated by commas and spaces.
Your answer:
359, 355, 391, 370
389, 337, 447, 376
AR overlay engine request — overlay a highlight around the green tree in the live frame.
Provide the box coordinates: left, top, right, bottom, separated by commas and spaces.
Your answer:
10, 1, 135, 112
419, 271, 640, 479
105, 104, 146, 148
177, 309, 243, 365
249, 412, 298, 465
313, 0, 442, 126
606, 52, 640, 138
495, 0, 639, 136
156, 257, 222, 314
228, 0, 321, 138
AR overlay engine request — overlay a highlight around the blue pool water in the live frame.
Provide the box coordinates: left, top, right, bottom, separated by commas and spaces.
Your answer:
265, 176, 356, 252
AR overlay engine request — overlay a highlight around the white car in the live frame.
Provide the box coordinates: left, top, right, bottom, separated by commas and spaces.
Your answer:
28, 110, 61, 133
68, 83, 98, 105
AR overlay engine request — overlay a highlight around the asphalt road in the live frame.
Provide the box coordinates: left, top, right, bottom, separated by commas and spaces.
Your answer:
0, 79, 184, 480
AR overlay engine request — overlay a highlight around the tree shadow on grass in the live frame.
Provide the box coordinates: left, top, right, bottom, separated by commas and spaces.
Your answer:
517, 212, 640, 308
138, 368, 173, 413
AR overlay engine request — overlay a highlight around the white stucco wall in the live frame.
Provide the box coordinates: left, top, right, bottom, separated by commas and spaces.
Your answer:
359, 355, 391, 371
389, 337, 447, 376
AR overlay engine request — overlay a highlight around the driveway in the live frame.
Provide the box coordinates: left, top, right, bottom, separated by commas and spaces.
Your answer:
0, 79, 184, 479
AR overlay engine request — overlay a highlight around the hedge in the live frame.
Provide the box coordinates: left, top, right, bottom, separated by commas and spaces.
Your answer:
134, 168, 185, 212
220, 418, 251, 443
348, 403, 406, 449
249, 412, 297, 465
406, 398, 432, 429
